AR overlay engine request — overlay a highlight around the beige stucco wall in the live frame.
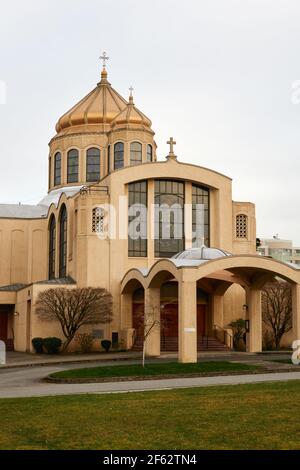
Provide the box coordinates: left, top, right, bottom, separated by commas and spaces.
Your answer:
0, 218, 48, 286
232, 201, 256, 254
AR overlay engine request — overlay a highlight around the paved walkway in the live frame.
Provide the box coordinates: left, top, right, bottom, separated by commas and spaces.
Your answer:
0, 354, 298, 399
0, 366, 299, 398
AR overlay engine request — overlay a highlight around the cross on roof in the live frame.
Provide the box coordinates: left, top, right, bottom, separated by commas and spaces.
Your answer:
167, 137, 176, 155
99, 51, 109, 69
129, 85, 134, 97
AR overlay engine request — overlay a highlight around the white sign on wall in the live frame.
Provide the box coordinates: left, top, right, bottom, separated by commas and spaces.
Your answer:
0, 340, 6, 365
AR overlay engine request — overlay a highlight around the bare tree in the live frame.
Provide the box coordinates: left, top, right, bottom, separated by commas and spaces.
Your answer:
134, 300, 176, 367
262, 281, 292, 350
35, 287, 113, 351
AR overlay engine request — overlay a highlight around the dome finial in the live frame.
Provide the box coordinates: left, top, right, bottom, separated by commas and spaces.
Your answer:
129, 85, 134, 104
99, 51, 109, 81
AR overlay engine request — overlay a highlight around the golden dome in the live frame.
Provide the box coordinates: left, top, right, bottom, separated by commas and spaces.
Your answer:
55, 69, 128, 133
111, 94, 152, 128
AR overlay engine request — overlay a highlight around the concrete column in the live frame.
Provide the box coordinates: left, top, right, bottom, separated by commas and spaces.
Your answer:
178, 280, 197, 363
144, 287, 161, 357
292, 284, 300, 342
246, 288, 262, 352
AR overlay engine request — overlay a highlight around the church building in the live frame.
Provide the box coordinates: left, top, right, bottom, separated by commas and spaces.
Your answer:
0, 57, 299, 362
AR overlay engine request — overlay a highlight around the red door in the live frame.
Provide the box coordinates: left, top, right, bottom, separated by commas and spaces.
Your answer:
0, 313, 8, 341
133, 302, 207, 337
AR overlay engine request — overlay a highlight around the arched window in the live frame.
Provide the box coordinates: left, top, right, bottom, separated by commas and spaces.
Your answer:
48, 215, 56, 280
107, 145, 111, 174
236, 214, 248, 238
147, 144, 153, 162
59, 205, 68, 278
54, 152, 62, 186
114, 142, 124, 169
67, 149, 79, 183
130, 142, 142, 165
86, 148, 100, 182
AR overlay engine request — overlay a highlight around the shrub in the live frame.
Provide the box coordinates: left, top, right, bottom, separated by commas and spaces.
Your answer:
32, 337, 44, 354
229, 319, 246, 351
101, 339, 112, 353
75, 333, 94, 353
43, 337, 62, 354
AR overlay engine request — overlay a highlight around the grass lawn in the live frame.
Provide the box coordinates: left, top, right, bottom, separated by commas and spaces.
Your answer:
50, 361, 258, 380
0, 381, 300, 450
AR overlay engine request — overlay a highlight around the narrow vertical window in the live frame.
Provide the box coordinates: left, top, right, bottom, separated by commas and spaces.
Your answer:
154, 180, 184, 258
130, 142, 142, 165
49, 215, 56, 280
67, 149, 79, 183
236, 214, 248, 238
192, 184, 210, 247
54, 152, 62, 186
128, 181, 147, 257
86, 148, 100, 182
114, 142, 124, 169
147, 144, 152, 162
107, 145, 110, 174
59, 205, 68, 278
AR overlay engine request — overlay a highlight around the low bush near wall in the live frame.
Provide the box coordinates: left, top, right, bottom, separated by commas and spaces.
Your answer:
101, 340, 112, 352
42, 337, 62, 354
75, 333, 95, 353
32, 338, 44, 354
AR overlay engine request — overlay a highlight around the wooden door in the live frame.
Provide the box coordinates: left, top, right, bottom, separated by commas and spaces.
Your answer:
0, 313, 8, 341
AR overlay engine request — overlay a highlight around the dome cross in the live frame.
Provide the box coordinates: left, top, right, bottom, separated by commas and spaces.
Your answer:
167, 137, 176, 157
99, 51, 110, 69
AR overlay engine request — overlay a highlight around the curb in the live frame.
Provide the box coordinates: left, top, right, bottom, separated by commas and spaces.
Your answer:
0, 355, 142, 370
45, 366, 300, 384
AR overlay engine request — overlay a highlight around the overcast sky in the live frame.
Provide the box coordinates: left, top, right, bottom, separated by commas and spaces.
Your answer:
0, 0, 300, 243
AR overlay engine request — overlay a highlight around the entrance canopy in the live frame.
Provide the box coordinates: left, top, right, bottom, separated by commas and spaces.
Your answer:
121, 253, 300, 363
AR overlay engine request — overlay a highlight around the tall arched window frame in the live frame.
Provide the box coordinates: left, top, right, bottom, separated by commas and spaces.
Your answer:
86, 148, 100, 182
130, 142, 142, 165
67, 149, 79, 183
48, 215, 56, 280
236, 214, 248, 239
114, 142, 124, 169
107, 145, 111, 174
59, 205, 68, 278
147, 144, 153, 162
54, 152, 62, 186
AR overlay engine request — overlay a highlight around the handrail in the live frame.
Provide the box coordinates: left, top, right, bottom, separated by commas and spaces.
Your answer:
213, 323, 233, 349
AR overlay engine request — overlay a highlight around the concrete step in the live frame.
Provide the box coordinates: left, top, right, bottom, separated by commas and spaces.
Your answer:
132, 336, 231, 352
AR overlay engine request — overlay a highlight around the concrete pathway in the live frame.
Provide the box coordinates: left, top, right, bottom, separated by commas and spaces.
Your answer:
0, 359, 299, 399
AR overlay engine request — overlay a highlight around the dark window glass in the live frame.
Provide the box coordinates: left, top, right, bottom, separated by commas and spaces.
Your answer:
128, 181, 147, 257
114, 142, 124, 169
54, 152, 61, 186
154, 180, 184, 258
192, 184, 210, 247
86, 148, 100, 182
59, 205, 67, 278
130, 142, 142, 165
147, 144, 152, 162
67, 149, 79, 183
107, 145, 110, 174
49, 215, 56, 280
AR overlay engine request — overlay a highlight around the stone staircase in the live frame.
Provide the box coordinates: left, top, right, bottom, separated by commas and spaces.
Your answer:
132, 335, 231, 352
